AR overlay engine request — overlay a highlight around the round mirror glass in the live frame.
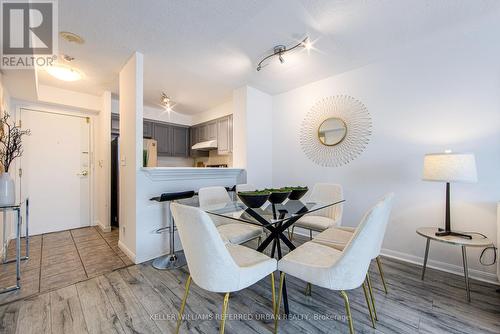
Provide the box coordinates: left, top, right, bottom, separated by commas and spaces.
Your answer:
318, 117, 347, 146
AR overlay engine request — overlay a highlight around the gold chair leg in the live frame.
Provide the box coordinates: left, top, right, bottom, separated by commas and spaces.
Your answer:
362, 281, 376, 328
304, 282, 312, 296
219, 292, 230, 334
340, 291, 354, 334
176, 275, 192, 334
271, 273, 276, 314
366, 273, 378, 321
376, 256, 388, 294
274, 273, 285, 334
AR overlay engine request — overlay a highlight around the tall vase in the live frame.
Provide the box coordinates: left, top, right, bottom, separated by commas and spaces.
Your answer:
0, 172, 15, 206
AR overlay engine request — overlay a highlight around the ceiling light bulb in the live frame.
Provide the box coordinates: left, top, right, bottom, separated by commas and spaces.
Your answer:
45, 65, 83, 81
444, 149, 452, 154
303, 39, 312, 51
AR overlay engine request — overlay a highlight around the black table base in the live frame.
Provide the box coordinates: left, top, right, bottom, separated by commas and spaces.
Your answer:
246, 205, 308, 315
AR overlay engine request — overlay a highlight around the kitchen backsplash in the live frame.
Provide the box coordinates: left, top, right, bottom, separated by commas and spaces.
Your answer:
194, 150, 232, 167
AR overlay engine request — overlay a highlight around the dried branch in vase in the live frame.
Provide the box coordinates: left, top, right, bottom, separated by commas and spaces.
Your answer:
0, 112, 30, 173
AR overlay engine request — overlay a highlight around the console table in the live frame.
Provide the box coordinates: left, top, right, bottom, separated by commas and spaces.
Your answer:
416, 227, 493, 302
0, 199, 29, 294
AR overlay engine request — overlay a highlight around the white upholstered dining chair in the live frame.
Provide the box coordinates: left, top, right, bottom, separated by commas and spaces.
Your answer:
199, 186, 263, 245
290, 183, 343, 240
235, 183, 256, 193
275, 194, 394, 334
313, 194, 395, 295
171, 203, 278, 334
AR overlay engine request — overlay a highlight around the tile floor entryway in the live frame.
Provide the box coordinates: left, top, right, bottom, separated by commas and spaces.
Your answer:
0, 226, 133, 305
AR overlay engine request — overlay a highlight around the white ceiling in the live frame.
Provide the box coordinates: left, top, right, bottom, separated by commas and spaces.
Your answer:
28, 0, 500, 114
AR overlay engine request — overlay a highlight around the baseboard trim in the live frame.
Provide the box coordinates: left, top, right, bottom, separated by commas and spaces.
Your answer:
118, 240, 136, 264
95, 220, 111, 233
380, 248, 499, 286
292, 228, 499, 286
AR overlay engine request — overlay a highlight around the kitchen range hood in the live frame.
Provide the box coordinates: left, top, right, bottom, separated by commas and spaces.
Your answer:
192, 139, 217, 151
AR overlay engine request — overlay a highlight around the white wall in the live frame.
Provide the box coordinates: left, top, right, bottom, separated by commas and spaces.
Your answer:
191, 100, 232, 125
233, 86, 273, 188
37, 85, 101, 112
118, 52, 144, 260
95, 91, 112, 231
271, 16, 500, 282
111, 98, 192, 126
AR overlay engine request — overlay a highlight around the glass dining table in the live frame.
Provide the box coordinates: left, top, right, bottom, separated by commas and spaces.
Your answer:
202, 198, 345, 315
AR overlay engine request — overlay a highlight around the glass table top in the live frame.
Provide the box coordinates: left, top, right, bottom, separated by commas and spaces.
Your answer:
203, 199, 345, 227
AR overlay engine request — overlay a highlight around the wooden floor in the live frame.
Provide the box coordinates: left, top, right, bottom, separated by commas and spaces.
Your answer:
0, 237, 498, 334
0, 227, 133, 305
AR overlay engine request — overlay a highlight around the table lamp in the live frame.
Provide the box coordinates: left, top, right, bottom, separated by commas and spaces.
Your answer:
422, 151, 477, 239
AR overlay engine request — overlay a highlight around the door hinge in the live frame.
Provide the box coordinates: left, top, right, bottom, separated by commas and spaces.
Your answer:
18, 168, 22, 177
18, 120, 22, 128
86, 117, 90, 124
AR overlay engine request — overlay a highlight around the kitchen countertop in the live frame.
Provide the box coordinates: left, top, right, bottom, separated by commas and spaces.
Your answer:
140, 167, 245, 181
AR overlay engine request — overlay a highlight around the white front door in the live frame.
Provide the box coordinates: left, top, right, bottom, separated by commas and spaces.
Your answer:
20, 108, 91, 235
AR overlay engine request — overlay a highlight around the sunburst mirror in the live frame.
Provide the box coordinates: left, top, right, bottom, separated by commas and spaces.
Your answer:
300, 95, 372, 167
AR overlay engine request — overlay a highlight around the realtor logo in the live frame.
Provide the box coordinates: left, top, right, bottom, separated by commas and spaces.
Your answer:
1, 0, 58, 69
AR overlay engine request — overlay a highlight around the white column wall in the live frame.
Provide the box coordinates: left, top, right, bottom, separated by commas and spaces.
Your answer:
118, 52, 144, 261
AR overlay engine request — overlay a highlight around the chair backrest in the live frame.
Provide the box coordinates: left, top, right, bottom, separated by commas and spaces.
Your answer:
198, 186, 233, 227
329, 193, 394, 290
235, 183, 256, 193
308, 183, 343, 223
171, 202, 240, 292
198, 186, 231, 208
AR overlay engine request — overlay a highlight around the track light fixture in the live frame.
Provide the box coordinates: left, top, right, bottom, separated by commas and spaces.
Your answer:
160, 92, 173, 112
256, 36, 311, 71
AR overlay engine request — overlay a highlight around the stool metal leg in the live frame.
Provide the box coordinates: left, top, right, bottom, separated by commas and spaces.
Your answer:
3, 200, 29, 263
152, 201, 186, 270
15, 208, 21, 288
462, 246, 471, 302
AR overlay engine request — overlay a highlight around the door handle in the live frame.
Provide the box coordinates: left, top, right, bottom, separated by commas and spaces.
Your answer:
77, 170, 89, 176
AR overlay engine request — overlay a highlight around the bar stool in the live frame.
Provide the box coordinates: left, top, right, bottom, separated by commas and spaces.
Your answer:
150, 191, 195, 270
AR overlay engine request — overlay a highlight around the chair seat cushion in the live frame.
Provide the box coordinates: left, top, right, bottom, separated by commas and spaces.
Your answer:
294, 215, 338, 231
227, 244, 277, 290
217, 223, 263, 245
312, 227, 354, 250
278, 241, 343, 289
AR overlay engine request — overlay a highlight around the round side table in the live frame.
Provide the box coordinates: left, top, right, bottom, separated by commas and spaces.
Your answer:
416, 227, 493, 302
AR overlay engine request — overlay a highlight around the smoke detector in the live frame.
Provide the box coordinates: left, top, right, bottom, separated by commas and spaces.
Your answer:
60, 31, 85, 44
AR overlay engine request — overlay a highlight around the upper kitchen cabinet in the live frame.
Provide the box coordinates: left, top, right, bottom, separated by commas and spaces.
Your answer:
217, 116, 231, 155
143, 120, 154, 138
191, 115, 233, 155
171, 126, 189, 157
153, 123, 172, 156
206, 121, 217, 140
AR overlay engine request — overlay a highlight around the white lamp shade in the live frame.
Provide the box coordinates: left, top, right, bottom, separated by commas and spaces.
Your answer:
423, 153, 477, 183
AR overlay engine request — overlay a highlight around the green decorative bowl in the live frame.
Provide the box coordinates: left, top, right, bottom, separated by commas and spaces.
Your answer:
265, 188, 292, 204
285, 186, 309, 200
237, 191, 270, 208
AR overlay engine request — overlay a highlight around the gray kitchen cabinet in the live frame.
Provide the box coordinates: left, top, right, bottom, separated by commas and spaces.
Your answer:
206, 121, 217, 140
229, 114, 233, 153
198, 124, 207, 142
217, 116, 231, 155
153, 123, 172, 156
172, 126, 189, 157
143, 120, 154, 138
190, 126, 208, 157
